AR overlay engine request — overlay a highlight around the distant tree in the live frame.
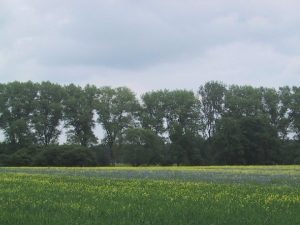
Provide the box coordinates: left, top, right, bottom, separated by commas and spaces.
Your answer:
165, 90, 202, 164
169, 125, 204, 165
122, 128, 165, 166
0, 81, 38, 146
0, 83, 5, 130
32, 82, 64, 145
142, 89, 201, 138
213, 116, 280, 164
198, 81, 226, 139
290, 86, 300, 140
63, 84, 98, 146
261, 87, 280, 126
0, 83, 5, 147
141, 89, 202, 164
212, 117, 245, 164
164, 90, 201, 137
277, 86, 292, 140
140, 90, 167, 136
261, 87, 291, 140
239, 117, 280, 164
0, 80, 298, 166
96, 87, 140, 162
225, 85, 263, 118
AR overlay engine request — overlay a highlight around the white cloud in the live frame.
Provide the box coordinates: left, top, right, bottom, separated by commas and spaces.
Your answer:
0, 0, 300, 92
283, 57, 300, 83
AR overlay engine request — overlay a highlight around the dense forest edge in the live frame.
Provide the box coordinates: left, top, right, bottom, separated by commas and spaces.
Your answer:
0, 81, 300, 166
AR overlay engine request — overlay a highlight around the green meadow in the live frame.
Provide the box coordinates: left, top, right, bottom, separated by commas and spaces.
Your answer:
1, 166, 300, 225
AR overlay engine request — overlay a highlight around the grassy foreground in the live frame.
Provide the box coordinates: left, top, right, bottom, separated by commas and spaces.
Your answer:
0, 166, 300, 225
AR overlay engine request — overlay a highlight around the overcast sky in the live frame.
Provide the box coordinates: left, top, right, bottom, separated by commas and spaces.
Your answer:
0, 0, 300, 94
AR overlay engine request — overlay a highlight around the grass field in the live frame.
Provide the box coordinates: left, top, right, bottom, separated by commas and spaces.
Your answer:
0, 166, 300, 225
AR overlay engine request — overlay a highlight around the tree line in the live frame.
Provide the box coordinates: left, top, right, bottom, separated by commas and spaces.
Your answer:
0, 81, 300, 166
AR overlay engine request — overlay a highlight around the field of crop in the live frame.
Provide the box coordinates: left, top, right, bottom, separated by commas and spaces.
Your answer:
0, 166, 300, 225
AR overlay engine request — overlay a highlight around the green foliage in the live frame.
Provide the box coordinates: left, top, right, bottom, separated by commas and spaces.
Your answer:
32, 82, 64, 145
277, 86, 292, 139
89, 145, 111, 166
290, 87, 300, 139
0, 81, 38, 146
0, 154, 10, 166
140, 90, 167, 135
33, 145, 96, 166
169, 125, 204, 165
63, 84, 98, 146
225, 85, 263, 118
198, 81, 226, 138
213, 116, 280, 165
121, 128, 165, 165
164, 90, 201, 136
214, 117, 245, 164
261, 87, 291, 140
0, 81, 300, 165
6, 145, 42, 166
280, 141, 300, 164
141, 89, 202, 165
96, 86, 140, 161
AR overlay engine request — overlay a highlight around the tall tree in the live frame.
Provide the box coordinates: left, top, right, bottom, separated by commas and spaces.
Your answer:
164, 90, 201, 136
198, 81, 226, 139
32, 82, 64, 145
225, 85, 263, 118
239, 117, 280, 164
141, 89, 202, 164
261, 87, 280, 126
96, 87, 140, 162
63, 84, 98, 146
213, 117, 245, 164
164, 90, 202, 164
140, 90, 167, 136
0, 83, 5, 134
277, 86, 292, 140
213, 116, 280, 164
261, 87, 291, 140
141, 90, 201, 139
290, 86, 300, 140
0, 81, 38, 146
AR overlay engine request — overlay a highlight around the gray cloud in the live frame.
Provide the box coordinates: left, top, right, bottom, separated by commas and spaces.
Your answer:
0, 0, 300, 92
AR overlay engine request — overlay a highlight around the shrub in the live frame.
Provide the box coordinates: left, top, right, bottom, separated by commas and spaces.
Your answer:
33, 145, 96, 166
7, 146, 41, 166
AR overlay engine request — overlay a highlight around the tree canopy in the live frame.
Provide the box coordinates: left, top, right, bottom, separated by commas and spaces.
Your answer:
0, 81, 300, 166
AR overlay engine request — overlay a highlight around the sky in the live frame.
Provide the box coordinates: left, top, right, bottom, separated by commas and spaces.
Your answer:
0, 0, 300, 94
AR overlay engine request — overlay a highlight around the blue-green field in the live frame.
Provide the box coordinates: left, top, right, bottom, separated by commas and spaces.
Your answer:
1, 166, 300, 225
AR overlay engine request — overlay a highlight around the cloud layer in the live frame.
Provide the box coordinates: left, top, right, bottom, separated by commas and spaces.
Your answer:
0, 0, 300, 93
